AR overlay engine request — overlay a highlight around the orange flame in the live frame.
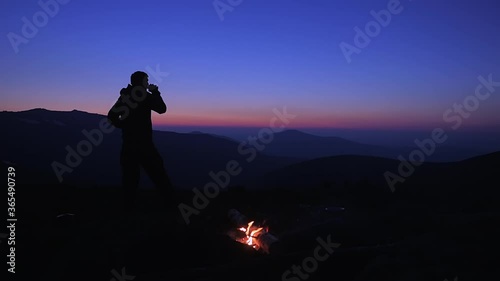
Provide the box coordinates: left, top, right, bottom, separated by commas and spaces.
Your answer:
238, 221, 264, 249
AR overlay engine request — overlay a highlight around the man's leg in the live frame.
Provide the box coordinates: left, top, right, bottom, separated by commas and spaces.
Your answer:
140, 144, 176, 208
120, 146, 140, 212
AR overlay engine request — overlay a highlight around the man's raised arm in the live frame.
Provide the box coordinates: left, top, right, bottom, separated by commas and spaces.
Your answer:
148, 86, 167, 114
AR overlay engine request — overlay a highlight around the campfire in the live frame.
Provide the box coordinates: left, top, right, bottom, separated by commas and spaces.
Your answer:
227, 209, 279, 254
238, 220, 265, 249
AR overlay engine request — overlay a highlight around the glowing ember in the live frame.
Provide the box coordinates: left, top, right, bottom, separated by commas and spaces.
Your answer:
238, 221, 264, 249
228, 209, 280, 254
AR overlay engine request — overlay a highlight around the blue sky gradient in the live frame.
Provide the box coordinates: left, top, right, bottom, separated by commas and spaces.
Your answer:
1, 0, 499, 130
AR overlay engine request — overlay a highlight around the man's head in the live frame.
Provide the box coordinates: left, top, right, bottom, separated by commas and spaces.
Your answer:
130, 71, 149, 88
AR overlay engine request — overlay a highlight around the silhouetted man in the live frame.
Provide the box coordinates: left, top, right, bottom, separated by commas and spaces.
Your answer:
107, 71, 175, 211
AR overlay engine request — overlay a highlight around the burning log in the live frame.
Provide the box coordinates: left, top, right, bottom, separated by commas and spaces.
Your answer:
227, 209, 281, 254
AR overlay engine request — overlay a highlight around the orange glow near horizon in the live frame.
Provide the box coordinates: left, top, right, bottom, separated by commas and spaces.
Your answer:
152, 111, 458, 130
3, 104, 499, 131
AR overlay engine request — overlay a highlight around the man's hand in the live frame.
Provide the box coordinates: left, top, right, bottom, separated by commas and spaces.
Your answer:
148, 84, 159, 92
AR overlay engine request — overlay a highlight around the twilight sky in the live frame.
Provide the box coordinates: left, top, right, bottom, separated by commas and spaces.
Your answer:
1, 0, 499, 130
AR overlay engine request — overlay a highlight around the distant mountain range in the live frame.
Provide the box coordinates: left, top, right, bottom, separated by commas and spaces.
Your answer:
255, 129, 491, 162
251, 151, 499, 190
0, 109, 299, 188
0, 108, 497, 189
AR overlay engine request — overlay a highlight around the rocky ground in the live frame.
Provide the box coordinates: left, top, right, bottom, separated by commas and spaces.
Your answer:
12, 184, 500, 281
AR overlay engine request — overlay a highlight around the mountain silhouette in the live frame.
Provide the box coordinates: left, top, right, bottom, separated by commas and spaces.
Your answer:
264, 129, 490, 161
251, 151, 500, 212
253, 151, 500, 188
0, 109, 301, 188
0, 108, 496, 191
